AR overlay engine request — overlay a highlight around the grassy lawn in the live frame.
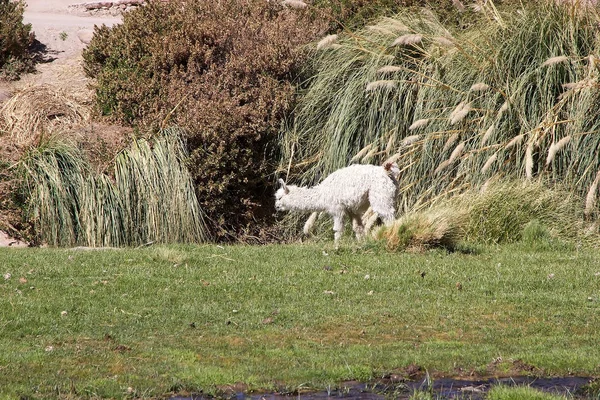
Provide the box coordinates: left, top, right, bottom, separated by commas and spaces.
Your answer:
1, 242, 600, 398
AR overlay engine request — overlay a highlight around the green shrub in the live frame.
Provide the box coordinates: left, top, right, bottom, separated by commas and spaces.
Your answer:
0, 0, 34, 79
83, 0, 329, 240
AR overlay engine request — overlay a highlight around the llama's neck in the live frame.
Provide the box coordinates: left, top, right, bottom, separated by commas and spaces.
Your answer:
281, 186, 327, 212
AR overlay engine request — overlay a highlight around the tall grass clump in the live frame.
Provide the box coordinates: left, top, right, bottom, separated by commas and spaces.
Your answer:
282, 1, 600, 220
375, 179, 598, 251
18, 128, 207, 247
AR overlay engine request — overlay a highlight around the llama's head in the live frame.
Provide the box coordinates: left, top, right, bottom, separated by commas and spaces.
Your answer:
275, 178, 291, 211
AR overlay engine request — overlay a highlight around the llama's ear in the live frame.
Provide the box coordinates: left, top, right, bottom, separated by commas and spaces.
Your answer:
278, 178, 289, 194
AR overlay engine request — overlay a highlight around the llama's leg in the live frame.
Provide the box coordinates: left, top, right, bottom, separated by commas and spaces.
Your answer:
350, 212, 365, 241
332, 213, 344, 249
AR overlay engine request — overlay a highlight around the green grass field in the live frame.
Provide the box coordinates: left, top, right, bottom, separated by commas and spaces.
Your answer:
1, 242, 600, 398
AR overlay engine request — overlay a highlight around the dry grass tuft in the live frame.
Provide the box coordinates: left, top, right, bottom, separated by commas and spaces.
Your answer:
374, 207, 466, 252
0, 84, 90, 146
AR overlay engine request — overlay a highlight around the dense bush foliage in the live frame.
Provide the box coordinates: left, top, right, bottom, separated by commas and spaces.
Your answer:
0, 0, 34, 79
83, 0, 329, 240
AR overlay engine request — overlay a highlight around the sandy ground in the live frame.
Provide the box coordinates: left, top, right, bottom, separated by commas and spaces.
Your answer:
0, 0, 123, 246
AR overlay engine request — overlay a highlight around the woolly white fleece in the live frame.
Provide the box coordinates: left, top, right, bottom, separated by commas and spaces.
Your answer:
275, 164, 397, 247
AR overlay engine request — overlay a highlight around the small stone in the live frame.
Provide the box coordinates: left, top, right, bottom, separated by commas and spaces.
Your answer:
61, 311, 68, 317
77, 29, 94, 45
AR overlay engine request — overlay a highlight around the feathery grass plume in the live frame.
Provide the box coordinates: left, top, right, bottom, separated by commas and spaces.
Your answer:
434, 36, 455, 47
585, 171, 600, 216
542, 55, 570, 67
317, 34, 338, 50
505, 134, 524, 149
385, 135, 396, 155
434, 159, 451, 174
362, 146, 379, 162
481, 152, 497, 173
525, 142, 534, 179
562, 78, 593, 91
443, 133, 459, 152
469, 82, 490, 92
377, 65, 403, 74
449, 141, 465, 163
401, 134, 421, 146
366, 80, 396, 92
383, 152, 401, 166
281, 0, 307, 9
452, 0, 466, 12
481, 124, 495, 147
498, 101, 509, 115
449, 102, 472, 125
546, 135, 572, 166
392, 34, 423, 46
409, 119, 429, 131
350, 143, 373, 163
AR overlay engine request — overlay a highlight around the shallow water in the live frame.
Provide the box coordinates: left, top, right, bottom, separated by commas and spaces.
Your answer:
171, 376, 594, 399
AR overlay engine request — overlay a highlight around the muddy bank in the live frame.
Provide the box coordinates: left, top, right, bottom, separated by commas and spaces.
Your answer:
171, 376, 596, 400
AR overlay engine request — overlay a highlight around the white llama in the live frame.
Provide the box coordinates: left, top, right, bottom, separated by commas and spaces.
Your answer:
275, 163, 399, 248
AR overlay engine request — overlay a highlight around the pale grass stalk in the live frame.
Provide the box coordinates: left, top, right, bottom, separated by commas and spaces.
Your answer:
505, 134, 524, 149
402, 134, 421, 146
449, 141, 465, 163
409, 118, 429, 130
452, 0, 466, 11
366, 80, 396, 91
281, 0, 307, 8
317, 34, 338, 50
481, 124, 495, 147
525, 142, 534, 179
481, 152, 497, 173
542, 55, 569, 67
434, 159, 451, 174
434, 36, 455, 47
480, 178, 492, 193
350, 143, 373, 163
498, 101, 509, 115
377, 65, 403, 74
385, 135, 395, 155
362, 147, 379, 162
450, 102, 472, 124
545, 135, 571, 165
585, 170, 600, 216
392, 34, 423, 46
383, 152, 401, 165
470, 82, 490, 92
443, 133, 459, 152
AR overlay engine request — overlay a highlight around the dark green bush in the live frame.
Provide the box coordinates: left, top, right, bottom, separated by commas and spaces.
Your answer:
83, 0, 329, 240
0, 0, 34, 79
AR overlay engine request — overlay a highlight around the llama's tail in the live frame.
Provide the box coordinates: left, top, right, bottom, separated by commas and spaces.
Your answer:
303, 212, 320, 235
